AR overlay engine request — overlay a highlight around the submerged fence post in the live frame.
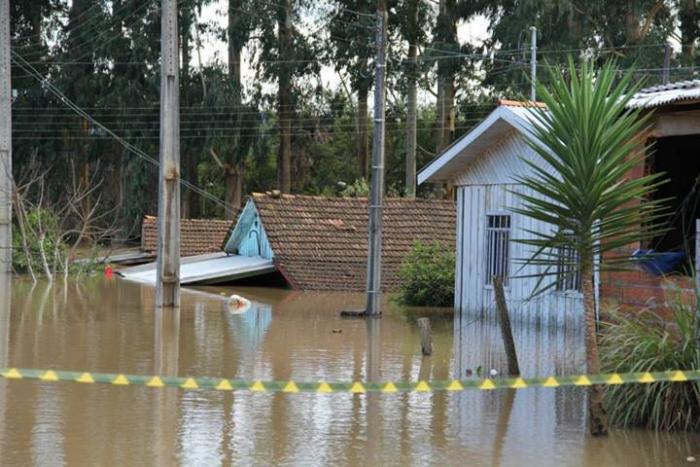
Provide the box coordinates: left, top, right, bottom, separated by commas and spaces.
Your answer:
417, 317, 432, 356
493, 276, 520, 376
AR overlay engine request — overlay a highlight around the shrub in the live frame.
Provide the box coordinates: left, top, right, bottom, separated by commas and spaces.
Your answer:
397, 241, 455, 307
339, 178, 369, 197
12, 208, 66, 275
600, 299, 700, 431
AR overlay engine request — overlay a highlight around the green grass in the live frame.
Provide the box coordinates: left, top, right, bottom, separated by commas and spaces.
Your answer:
600, 298, 700, 431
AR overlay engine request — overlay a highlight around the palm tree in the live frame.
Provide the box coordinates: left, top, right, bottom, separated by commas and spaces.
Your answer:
514, 59, 668, 436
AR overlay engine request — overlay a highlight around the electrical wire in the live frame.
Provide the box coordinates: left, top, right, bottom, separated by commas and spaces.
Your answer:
11, 50, 233, 215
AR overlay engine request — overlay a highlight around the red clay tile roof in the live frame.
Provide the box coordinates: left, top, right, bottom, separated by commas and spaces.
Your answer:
498, 99, 547, 108
141, 217, 232, 257
251, 193, 455, 292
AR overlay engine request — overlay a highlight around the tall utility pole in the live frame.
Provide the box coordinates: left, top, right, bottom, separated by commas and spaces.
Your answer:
364, 0, 388, 316
530, 26, 537, 102
0, 0, 11, 273
156, 0, 181, 308
663, 42, 671, 84
404, 0, 418, 199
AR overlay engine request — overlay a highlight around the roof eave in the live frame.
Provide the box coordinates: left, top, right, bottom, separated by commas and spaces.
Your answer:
417, 106, 534, 185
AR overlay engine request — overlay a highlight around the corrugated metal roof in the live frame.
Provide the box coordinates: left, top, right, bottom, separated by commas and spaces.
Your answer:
417, 104, 543, 184
117, 252, 275, 285
627, 80, 700, 109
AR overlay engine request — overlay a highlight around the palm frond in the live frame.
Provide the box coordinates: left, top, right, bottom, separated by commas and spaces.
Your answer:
514, 58, 669, 296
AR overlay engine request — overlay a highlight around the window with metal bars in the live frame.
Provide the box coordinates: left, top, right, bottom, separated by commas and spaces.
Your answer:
555, 234, 581, 292
485, 214, 511, 285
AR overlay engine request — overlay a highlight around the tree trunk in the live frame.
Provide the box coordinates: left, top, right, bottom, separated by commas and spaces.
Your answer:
228, 0, 245, 216
277, 0, 293, 194
224, 163, 243, 220
435, 78, 445, 154
357, 85, 370, 180
445, 81, 455, 144
625, 0, 640, 44
434, 0, 456, 155
405, 27, 417, 198
181, 11, 196, 218
581, 255, 609, 436
679, 0, 699, 64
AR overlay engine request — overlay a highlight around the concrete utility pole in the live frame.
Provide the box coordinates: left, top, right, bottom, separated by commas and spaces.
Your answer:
663, 42, 671, 85
530, 26, 537, 102
0, 0, 11, 273
156, 0, 181, 308
364, 0, 388, 316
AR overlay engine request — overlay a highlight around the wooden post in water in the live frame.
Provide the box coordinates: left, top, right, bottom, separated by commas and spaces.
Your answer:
493, 276, 520, 376
156, 0, 181, 308
417, 317, 432, 356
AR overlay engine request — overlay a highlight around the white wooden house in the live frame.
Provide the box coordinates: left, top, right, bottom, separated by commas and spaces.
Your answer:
418, 101, 584, 326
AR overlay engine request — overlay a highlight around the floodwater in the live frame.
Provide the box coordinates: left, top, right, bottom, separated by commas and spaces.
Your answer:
0, 274, 697, 467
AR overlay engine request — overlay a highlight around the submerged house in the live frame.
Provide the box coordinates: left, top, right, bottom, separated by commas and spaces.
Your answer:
418, 100, 583, 322
223, 193, 455, 291
419, 81, 700, 319
141, 216, 232, 258
126, 193, 455, 290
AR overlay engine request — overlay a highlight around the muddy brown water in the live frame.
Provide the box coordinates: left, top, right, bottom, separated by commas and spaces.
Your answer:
0, 275, 697, 466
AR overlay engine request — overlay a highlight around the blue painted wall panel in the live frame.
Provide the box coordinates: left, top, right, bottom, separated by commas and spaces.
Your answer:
224, 198, 274, 259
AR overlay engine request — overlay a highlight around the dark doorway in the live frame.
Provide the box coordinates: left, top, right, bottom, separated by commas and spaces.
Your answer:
226, 269, 290, 288
649, 134, 700, 272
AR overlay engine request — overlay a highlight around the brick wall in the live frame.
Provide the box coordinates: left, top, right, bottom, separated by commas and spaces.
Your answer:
600, 269, 695, 317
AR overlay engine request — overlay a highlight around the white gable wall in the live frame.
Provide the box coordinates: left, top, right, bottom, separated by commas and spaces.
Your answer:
453, 132, 583, 326
453, 131, 536, 186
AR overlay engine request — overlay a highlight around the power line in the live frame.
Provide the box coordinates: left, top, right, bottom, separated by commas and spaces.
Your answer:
10, 50, 232, 215
15, 0, 156, 62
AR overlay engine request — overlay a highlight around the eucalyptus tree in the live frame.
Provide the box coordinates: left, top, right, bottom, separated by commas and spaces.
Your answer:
223, 0, 256, 215
480, 1, 676, 96
180, 0, 198, 217
252, 0, 319, 193
426, 0, 480, 154
395, 0, 430, 196
328, 0, 377, 180
677, 0, 700, 65
431, 0, 459, 153
514, 60, 668, 436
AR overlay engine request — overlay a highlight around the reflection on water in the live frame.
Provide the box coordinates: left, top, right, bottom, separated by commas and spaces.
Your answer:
0, 277, 697, 466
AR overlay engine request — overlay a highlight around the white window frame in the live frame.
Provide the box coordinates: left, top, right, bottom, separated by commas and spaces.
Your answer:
554, 230, 582, 294
485, 212, 511, 287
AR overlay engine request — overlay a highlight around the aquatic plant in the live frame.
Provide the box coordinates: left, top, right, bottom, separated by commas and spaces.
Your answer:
397, 240, 454, 307
600, 301, 700, 432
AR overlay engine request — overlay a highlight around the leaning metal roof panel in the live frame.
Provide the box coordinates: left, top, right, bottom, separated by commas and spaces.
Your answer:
627, 80, 700, 109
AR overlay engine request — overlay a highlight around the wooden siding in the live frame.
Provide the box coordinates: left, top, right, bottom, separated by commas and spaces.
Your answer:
452, 129, 583, 324
453, 131, 537, 186
455, 183, 583, 325
225, 199, 275, 260
237, 219, 274, 259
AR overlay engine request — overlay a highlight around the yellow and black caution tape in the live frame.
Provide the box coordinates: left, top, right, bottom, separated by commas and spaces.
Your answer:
1, 367, 698, 393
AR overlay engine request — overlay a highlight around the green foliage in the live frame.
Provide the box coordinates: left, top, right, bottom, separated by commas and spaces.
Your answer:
397, 241, 455, 307
12, 208, 65, 274
481, 1, 684, 97
9, 0, 697, 246
339, 178, 369, 197
514, 59, 669, 292
600, 301, 700, 431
